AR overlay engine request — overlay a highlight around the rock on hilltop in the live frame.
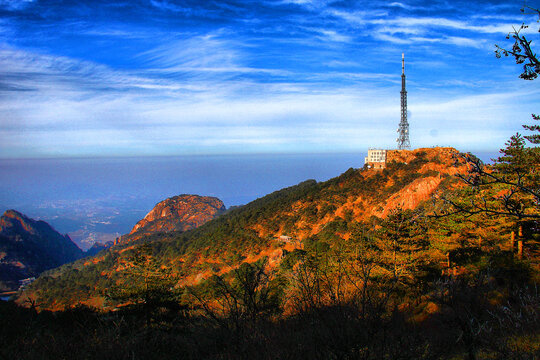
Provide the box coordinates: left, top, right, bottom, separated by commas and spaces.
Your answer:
124, 194, 226, 241
0, 210, 83, 291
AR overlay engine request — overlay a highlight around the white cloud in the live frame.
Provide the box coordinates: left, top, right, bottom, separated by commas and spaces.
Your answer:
373, 32, 489, 49
371, 17, 512, 34
388, 2, 410, 10
329, 9, 388, 26
374, 33, 411, 44
273, 0, 333, 10
315, 29, 352, 42
330, 9, 526, 48
1, 68, 534, 157
0, 0, 34, 10
149, 0, 193, 13
0, 10, 537, 159
141, 34, 240, 70
325, 60, 361, 68
445, 36, 487, 49
377, 25, 424, 35
138, 34, 290, 79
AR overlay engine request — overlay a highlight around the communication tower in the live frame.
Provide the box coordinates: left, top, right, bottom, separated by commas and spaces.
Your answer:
397, 53, 410, 150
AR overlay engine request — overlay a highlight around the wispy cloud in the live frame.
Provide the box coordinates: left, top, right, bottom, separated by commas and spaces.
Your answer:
272, 0, 333, 10
138, 34, 294, 82
0, 0, 35, 11
0, 47, 192, 96
314, 29, 352, 43
371, 17, 515, 34
373, 33, 488, 49
386, 2, 431, 11
141, 34, 242, 71
328, 9, 389, 27
149, 0, 191, 13
1, 42, 533, 158
0, 0, 536, 157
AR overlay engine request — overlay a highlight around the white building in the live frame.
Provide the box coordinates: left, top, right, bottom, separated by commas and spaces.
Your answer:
364, 149, 387, 169
279, 235, 293, 242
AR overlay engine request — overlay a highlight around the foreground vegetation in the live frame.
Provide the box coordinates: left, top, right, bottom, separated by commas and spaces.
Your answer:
2, 247, 539, 359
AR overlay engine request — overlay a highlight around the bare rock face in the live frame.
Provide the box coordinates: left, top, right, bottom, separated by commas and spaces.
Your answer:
126, 194, 226, 239
375, 176, 443, 217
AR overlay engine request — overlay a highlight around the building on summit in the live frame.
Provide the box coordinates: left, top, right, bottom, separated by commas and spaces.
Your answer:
364, 149, 387, 169
364, 53, 410, 169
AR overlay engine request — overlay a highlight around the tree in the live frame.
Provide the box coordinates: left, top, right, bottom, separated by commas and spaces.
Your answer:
374, 208, 430, 284
441, 127, 539, 221
187, 258, 283, 329
439, 4, 540, 222
495, 5, 540, 80
433, 272, 494, 360
107, 243, 175, 328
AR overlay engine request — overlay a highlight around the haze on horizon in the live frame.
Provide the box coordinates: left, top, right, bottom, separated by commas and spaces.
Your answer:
1, 0, 539, 159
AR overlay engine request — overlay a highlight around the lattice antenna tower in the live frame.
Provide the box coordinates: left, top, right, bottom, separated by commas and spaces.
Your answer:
397, 53, 410, 150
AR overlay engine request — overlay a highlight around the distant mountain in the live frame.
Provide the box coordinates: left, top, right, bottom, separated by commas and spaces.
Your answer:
121, 194, 226, 243
0, 210, 83, 291
84, 241, 113, 257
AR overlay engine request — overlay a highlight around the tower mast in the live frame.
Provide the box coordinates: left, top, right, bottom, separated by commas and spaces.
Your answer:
397, 53, 410, 150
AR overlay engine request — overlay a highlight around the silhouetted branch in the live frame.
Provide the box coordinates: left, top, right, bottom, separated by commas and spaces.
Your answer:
495, 6, 540, 79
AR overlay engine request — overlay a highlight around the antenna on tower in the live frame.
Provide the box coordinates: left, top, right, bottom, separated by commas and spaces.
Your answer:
397, 53, 411, 150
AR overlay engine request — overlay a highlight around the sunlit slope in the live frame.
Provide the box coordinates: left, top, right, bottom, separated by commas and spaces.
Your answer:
23, 147, 471, 309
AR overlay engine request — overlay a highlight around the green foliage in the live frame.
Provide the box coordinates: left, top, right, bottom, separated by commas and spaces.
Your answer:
9, 175, 540, 359
373, 209, 431, 283
24, 143, 538, 326
495, 5, 540, 80
440, 118, 540, 222
107, 243, 175, 310
279, 248, 306, 270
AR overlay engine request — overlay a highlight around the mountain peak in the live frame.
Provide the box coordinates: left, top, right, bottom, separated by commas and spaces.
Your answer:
1, 209, 41, 236
123, 194, 226, 242
0, 210, 83, 292
3, 209, 24, 218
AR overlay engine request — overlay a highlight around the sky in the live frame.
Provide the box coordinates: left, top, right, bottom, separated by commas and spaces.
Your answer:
0, 0, 539, 158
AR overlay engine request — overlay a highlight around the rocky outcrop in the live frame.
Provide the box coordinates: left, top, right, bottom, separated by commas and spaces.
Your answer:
374, 176, 443, 217
125, 195, 225, 241
0, 210, 83, 291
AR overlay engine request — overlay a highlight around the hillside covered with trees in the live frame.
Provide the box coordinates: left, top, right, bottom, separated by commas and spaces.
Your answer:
4, 141, 537, 359
22, 147, 481, 309
3, 4, 540, 359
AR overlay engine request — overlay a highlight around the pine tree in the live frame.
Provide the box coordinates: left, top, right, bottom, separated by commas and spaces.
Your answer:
108, 243, 175, 327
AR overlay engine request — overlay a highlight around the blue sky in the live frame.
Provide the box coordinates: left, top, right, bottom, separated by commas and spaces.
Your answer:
0, 0, 538, 158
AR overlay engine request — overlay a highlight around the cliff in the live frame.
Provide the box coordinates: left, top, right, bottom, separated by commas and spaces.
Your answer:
122, 194, 226, 242
0, 210, 83, 291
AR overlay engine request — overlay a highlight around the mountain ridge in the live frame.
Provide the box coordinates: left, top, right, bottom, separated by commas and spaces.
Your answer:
0, 210, 83, 291
21, 147, 484, 309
